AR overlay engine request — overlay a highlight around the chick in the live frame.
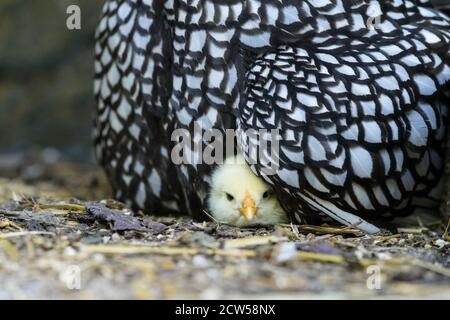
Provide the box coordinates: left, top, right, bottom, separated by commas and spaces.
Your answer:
207, 156, 289, 226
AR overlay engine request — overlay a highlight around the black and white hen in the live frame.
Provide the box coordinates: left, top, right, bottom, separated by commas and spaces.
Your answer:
94, 0, 450, 233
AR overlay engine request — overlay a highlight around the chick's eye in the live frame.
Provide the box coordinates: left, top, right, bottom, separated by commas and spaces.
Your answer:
262, 190, 271, 199
225, 193, 234, 201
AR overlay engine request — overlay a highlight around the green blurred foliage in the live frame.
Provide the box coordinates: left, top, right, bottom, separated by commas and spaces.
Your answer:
0, 0, 104, 161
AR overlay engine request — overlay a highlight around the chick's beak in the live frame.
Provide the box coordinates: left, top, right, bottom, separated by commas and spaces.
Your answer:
239, 191, 257, 221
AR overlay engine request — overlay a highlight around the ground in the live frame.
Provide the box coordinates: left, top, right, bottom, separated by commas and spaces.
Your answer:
0, 157, 449, 299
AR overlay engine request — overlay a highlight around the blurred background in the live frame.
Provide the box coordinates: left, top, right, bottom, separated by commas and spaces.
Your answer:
0, 0, 103, 165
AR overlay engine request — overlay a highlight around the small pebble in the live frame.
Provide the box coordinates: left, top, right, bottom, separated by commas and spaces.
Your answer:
193, 255, 209, 268
111, 233, 121, 241
434, 239, 448, 249
63, 246, 77, 257
273, 242, 297, 262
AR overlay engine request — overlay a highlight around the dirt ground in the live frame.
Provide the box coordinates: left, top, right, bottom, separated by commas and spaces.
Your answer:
0, 154, 449, 299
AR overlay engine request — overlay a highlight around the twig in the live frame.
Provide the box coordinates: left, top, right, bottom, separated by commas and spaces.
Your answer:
80, 243, 348, 264
374, 234, 401, 243
21, 202, 86, 212
411, 259, 450, 278
289, 223, 302, 239
358, 257, 450, 278
280, 223, 362, 236
443, 219, 450, 241
0, 231, 55, 239
223, 236, 287, 249
0, 210, 30, 217
398, 227, 428, 234
297, 251, 345, 264
0, 239, 19, 261
202, 209, 220, 224
357, 257, 408, 268
80, 244, 256, 258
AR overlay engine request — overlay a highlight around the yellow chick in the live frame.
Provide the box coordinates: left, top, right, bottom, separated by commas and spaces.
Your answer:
207, 155, 289, 226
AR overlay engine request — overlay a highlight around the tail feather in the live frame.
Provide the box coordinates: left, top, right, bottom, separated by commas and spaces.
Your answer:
299, 192, 381, 234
